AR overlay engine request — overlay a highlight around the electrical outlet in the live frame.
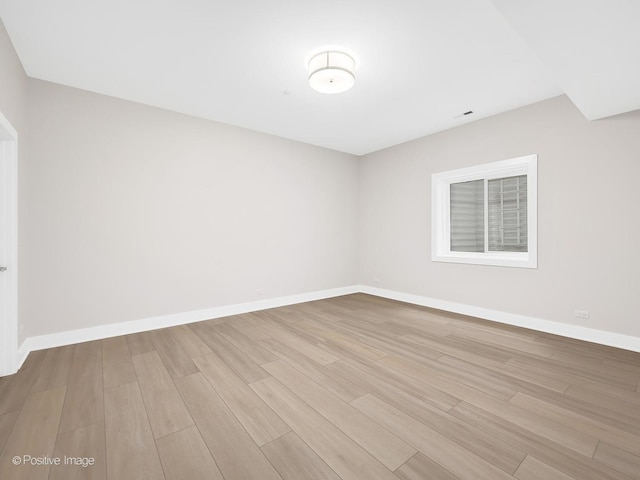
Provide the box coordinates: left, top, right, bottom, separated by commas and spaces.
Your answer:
574, 309, 590, 319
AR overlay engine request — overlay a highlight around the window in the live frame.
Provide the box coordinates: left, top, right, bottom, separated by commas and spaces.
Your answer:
432, 154, 537, 268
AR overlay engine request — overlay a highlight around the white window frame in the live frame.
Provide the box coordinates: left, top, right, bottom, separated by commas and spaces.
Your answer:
432, 154, 537, 268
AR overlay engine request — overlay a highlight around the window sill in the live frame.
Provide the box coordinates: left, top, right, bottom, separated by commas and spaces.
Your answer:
432, 251, 537, 269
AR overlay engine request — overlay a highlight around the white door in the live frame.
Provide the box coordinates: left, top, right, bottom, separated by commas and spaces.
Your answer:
0, 111, 18, 376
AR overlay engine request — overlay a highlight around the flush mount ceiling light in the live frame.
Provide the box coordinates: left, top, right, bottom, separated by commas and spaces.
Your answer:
308, 51, 356, 94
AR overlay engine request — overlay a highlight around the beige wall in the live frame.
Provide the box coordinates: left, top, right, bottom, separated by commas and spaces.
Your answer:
25, 79, 358, 337
0, 19, 28, 343
5, 17, 640, 345
359, 95, 640, 338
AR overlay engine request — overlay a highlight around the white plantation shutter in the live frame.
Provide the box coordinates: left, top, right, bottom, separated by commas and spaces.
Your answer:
450, 180, 484, 252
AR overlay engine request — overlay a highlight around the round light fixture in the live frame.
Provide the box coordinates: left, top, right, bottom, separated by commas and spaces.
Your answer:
308, 51, 355, 94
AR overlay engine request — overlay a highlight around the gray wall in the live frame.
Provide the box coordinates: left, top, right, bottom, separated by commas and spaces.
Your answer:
359, 95, 640, 338
25, 79, 359, 337
3, 15, 640, 344
0, 19, 28, 343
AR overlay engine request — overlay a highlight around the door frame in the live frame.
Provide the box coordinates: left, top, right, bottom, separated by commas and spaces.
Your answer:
0, 110, 19, 376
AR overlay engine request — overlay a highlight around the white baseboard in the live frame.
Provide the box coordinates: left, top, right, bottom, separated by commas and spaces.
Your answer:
17, 285, 359, 362
359, 285, 640, 353
11, 283, 640, 376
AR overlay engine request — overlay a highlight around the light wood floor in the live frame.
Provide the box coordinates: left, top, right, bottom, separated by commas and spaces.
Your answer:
1, 293, 639, 480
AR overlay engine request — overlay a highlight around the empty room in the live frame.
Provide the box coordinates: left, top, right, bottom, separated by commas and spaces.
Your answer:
1, 1, 639, 479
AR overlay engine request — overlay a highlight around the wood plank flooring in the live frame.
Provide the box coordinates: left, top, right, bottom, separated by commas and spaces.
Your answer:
0, 293, 639, 480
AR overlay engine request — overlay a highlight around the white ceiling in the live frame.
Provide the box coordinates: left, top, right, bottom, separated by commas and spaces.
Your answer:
0, 0, 637, 155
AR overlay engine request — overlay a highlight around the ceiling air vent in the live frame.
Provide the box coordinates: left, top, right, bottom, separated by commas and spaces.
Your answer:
454, 110, 474, 119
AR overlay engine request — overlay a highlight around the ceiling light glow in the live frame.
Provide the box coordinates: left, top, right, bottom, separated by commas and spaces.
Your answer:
308, 51, 355, 94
